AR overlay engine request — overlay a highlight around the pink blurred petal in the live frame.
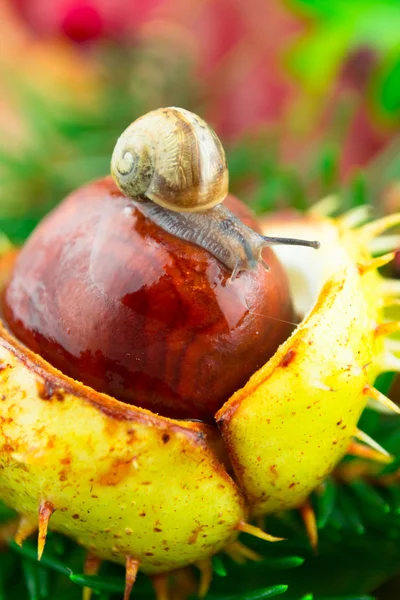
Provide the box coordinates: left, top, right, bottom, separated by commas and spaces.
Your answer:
207, 57, 294, 138
11, 0, 167, 40
61, 3, 104, 42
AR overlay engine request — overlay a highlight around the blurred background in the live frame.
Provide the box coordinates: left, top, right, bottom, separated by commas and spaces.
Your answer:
0, 0, 400, 246
1, 1, 400, 599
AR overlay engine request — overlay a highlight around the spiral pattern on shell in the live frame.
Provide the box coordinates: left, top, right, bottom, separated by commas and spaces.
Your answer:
111, 107, 229, 212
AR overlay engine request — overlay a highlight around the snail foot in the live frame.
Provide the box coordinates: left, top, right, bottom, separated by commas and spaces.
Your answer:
229, 233, 319, 282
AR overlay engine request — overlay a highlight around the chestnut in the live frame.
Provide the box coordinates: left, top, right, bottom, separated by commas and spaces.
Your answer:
3, 177, 294, 421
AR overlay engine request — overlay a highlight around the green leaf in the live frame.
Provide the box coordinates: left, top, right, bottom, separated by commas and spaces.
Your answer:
0, 233, 12, 256
381, 59, 400, 113
289, 0, 400, 121
256, 557, 304, 571
348, 481, 390, 514
346, 171, 369, 208
374, 372, 397, 396
337, 490, 366, 535
289, 23, 352, 93
37, 567, 50, 600
316, 144, 340, 192
212, 556, 227, 577
315, 479, 337, 528
0, 217, 42, 245
0, 500, 17, 523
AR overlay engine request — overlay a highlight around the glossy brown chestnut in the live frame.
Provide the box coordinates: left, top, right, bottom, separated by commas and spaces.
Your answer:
2, 177, 294, 421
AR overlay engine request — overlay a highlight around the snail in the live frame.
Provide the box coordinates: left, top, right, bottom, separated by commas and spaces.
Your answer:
111, 107, 320, 280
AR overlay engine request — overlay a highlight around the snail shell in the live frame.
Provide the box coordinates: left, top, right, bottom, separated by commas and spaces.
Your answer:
111, 107, 228, 212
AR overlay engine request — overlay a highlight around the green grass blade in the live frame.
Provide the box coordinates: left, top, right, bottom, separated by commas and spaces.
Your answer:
315, 478, 337, 528
0, 501, 17, 523
348, 481, 390, 514
338, 490, 365, 535
8, 541, 71, 576
255, 557, 304, 570
69, 573, 125, 594
374, 372, 397, 395
212, 556, 227, 577
21, 558, 41, 600
316, 596, 375, 600
38, 566, 50, 599
205, 585, 288, 600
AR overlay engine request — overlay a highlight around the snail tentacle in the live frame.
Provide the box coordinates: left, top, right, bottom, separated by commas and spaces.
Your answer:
262, 236, 320, 249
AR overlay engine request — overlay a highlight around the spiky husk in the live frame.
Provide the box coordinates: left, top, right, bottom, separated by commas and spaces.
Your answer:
0, 209, 399, 597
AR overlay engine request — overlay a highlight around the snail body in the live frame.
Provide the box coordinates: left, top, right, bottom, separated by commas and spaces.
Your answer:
112, 107, 319, 279
139, 200, 320, 281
